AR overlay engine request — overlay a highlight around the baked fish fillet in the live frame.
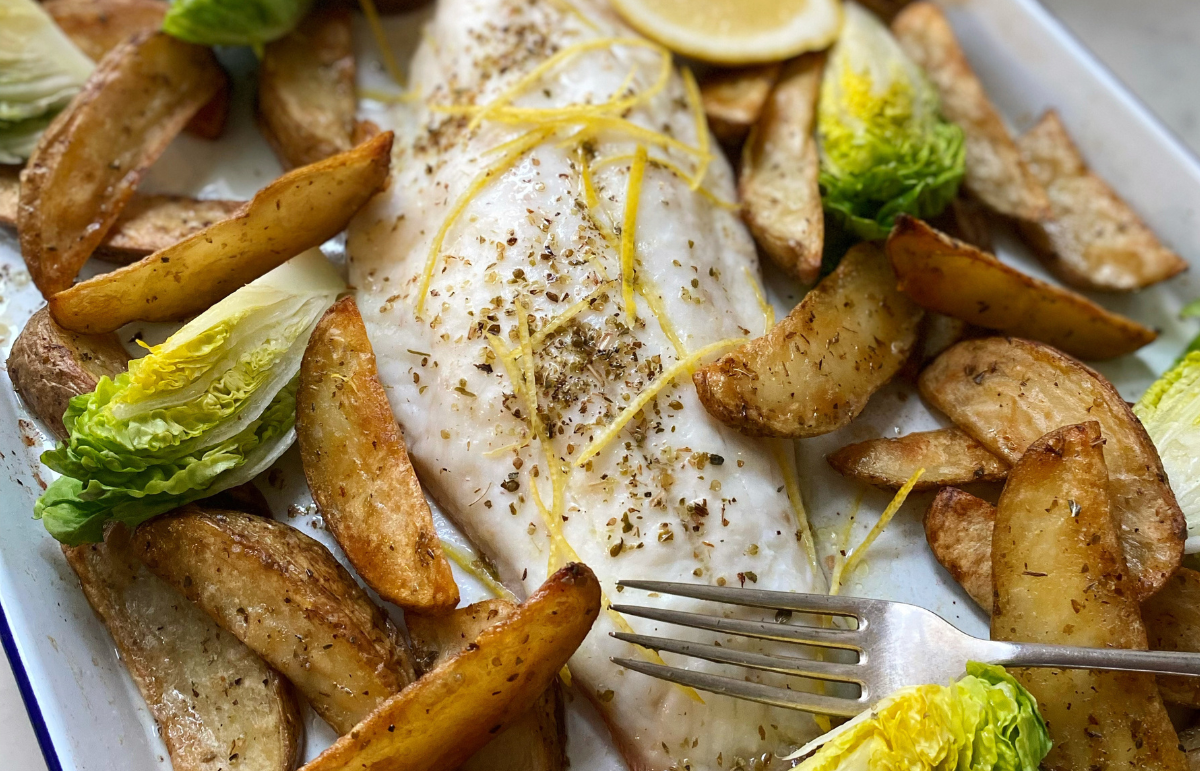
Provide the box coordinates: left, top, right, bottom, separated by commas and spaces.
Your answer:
349, 0, 824, 767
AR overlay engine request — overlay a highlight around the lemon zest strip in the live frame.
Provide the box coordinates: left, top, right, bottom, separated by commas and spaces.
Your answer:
575, 338, 742, 467
744, 266, 775, 332
770, 440, 822, 584
442, 541, 517, 601
545, 0, 600, 30
681, 66, 710, 190
619, 146, 647, 323
592, 152, 738, 210
830, 469, 925, 596
358, 0, 405, 87
358, 87, 422, 104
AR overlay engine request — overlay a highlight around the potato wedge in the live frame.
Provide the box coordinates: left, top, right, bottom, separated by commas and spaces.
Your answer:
65, 524, 302, 771
297, 297, 458, 613
300, 563, 599, 771
920, 336, 1184, 599
18, 31, 226, 297
258, 6, 356, 169
829, 427, 1008, 491
49, 131, 393, 334
42, 0, 230, 140
888, 216, 1156, 360
927, 194, 992, 252
407, 600, 566, 771
739, 54, 824, 283
1017, 111, 1187, 292
991, 422, 1185, 771
1182, 727, 1200, 771
891, 3, 1050, 222
923, 487, 994, 609
6, 307, 129, 438
928, 490, 1200, 708
1142, 568, 1200, 708
700, 63, 781, 146
695, 242, 922, 437
134, 506, 416, 735
1, 167, 241, 263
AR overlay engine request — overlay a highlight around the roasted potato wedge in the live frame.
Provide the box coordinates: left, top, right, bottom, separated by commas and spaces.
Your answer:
920, 336, 1184, 599
928, 489, 1200, 708
927, 194, 993, 252
65, 524, 302, 771
42, 0, 230, 140
1017, 110, 1187, 292
739, 54, 824, 283
49, 131, 393, 334
892, 3, 1049, 222
300, 563, 599, 771
888, 216, 1156, 360
991, 422, 1185, 771
258, 6, 356, 169
1181, 726, 1200, 771
298, 297, 458, 613
6, 307, 129, 438
1, 166, 241, 263
18, 31, 227, 297
695, 242, 922, 437
134, 506, 416, 735
700, 63, 781, 146
1142, 568, 1200, 708
924, 487, 994, 609
829, 427, 1008, 491
407, 600, 567, 771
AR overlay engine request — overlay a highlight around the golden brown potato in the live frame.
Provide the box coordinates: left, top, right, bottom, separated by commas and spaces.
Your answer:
1017, 111, 1187, 292
927, 490, 1200, 708
991, 422, 1185, 771
49, 131, 393, 334
924, 487, 994, 609
892, 3, 1049, 222
407, 600, 566, 771
258, 6, 356, 169
888, 216, 1156, 360
134, 506, 416, 735
297, 297, 458, 613
694, 242, 922, 437
699, 63, 781, 146
828, 427, 1008, 491
6, 307, 129, 439
1, 167, 241, 263
1142, 568, 1200, 708
18, 31, 227, 297
65, 524, 302, 771
927, 194, 993, 252
299, 563, 599, 771
739, 54, 824, 283
920, 336, 1184, 600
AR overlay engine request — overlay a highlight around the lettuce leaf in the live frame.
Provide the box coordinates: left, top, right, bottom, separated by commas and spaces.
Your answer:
35, 249, 342, 544
790, 663, 1050, 771
163, 0, 314, 49
817, 1, 965, 241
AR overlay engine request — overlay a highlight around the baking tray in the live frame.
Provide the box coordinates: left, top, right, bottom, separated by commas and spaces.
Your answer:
2, 0, 1199, 768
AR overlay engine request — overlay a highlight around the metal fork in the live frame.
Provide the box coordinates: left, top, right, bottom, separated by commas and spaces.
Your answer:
610, 580, 1200, 717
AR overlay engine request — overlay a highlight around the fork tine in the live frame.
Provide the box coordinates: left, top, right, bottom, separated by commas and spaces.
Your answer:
609, 603, 864, 651
612, 657, 865, 718
618, 579, 876, 619
612, 632, 864, 684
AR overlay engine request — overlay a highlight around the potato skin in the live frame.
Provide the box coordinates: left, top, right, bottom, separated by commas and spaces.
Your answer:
699, 63, 780, 146
1142, 568, 1200, 708
134, 506, 416, 735
300, 563, 599, 771
828, 427, 1008, 491
920, 336, 1184, 600
923, 487, 994, 609
65, 524, 302, 771
991, 422, 1185, 771
6, 306, 129, 438
694, 242, 922, 437
298, 297, 458, 613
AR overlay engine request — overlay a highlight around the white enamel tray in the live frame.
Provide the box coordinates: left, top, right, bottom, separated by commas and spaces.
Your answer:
1, 1, 1198, 769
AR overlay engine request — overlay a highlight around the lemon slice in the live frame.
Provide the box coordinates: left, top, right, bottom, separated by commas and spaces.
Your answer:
609, 0, 843, 65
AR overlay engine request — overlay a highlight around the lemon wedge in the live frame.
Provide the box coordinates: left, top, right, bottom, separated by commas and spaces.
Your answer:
609, 0, 843, 65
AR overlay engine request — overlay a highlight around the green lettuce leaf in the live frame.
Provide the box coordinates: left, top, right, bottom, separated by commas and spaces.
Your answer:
817, 1, 965, 241
0, 0, 93, 161
790, 662, 1050, 771
35, 249, 343, 544
163, 0, 314, 49
1134, 351, 1200, 552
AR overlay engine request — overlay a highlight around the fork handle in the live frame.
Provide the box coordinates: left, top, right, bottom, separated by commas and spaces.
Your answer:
988, 641, 1200, 678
